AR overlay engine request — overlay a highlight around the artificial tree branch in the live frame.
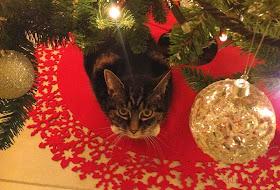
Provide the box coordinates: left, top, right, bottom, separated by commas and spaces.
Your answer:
195, 0, 280, 47
165, 0, 190, 33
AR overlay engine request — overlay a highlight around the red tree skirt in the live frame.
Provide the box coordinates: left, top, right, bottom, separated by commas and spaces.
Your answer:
57, 43, 210, 161
28, 41, 280, 189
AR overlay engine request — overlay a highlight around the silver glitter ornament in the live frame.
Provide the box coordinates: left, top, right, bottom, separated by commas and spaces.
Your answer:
189, 79, 276, 164
0, 50, 35, 99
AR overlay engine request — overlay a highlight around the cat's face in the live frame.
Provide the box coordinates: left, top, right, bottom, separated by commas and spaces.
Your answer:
104, 69, 171, 139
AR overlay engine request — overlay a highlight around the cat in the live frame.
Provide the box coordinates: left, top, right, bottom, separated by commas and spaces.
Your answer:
84, 37, 172, 139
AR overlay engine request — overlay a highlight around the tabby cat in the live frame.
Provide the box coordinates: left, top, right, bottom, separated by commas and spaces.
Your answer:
84, 38, 172, 139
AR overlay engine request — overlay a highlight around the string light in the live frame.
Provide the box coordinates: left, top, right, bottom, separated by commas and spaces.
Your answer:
0, 17, 7, 21
219, 32, 228, 42
109, 6, 121, 19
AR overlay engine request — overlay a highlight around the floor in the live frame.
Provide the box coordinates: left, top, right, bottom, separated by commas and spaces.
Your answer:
0, 119, 98, 190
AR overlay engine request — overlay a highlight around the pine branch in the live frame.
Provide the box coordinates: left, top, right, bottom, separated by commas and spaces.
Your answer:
169, 1, 280, 94
180, 56, 280, 95
181, 67, 224, 93
127, 23, 150, 54
74, 0, 167, 55
0, 82, 37, 150
194, 0, 280, 47
248, 61, 280, 92
169, 5, 219, 65
1, 0, 74, 49
149, 0, 168, 24
0, 45, 37, 150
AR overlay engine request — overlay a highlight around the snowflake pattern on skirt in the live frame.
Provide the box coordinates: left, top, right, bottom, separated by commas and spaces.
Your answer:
28, 43, 280, 190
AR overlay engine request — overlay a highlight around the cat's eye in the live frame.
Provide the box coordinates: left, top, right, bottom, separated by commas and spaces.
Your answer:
140, 109, 153, 119
118, 108, 130, 118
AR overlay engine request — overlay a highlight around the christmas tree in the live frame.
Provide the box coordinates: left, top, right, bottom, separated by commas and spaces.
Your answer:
0, 0, 279, 150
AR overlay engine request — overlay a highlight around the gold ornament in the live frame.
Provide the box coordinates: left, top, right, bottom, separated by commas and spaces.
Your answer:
0, 50, 35, 99
189, 79, 276, 164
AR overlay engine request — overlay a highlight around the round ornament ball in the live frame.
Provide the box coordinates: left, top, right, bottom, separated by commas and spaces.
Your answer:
189, 79, 276, 164
0, 50, 35, 99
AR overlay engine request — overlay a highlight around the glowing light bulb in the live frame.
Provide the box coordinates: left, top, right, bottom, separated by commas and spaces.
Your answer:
109, 7, 120, 19
219, 32, 228, 42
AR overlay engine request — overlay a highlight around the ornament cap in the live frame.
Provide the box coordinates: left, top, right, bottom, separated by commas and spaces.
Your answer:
234, 79, 250, 97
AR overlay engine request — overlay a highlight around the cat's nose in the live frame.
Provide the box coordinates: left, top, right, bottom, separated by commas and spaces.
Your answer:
129, 129, 138, 134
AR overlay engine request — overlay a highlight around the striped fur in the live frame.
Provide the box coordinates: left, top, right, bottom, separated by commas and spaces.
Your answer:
84, 39, 172, 139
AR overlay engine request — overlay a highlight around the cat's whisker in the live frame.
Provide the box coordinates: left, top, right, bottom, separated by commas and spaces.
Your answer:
147, 136, 157, 156
89, 127, 112, 138
106, 135, 120, 159
111, 135, 124, 159
94, 130, 112, 138
116, 135, 123, 147
144, 137, 151, 152
111, 134, 123, 150
159, 131, 174, 148
150, 136, 164, 160
92, 127, 111, 131
97, 130, 114, 142
96, 128, 111, 134
149, 136, 159, 155
155, 136, 170, 150
103, 133, 117, 144
146, 136, 152, 150
111, 135, 120, 147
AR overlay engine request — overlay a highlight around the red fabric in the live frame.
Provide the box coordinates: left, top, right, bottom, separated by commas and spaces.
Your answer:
146, 11, 177, 42
27, 13, 280, 189
57, 43, 209, 161
28, 41, 280, 189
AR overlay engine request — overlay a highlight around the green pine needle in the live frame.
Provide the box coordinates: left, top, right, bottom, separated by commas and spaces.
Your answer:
181, 67, 225, 93
0, 51, 37, 150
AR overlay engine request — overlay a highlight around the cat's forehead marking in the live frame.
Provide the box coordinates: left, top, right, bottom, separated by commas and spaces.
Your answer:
128, 87, 144, 108
129, 87, 135, 105
136, 95, 143, 107
136, 88, 144, 106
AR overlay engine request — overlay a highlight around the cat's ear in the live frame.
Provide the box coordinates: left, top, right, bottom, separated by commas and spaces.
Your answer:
104, 69, 124, 96
153, 71, 171, 98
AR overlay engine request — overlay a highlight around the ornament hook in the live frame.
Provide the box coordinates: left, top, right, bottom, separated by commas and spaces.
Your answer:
243, 20, 272, 80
